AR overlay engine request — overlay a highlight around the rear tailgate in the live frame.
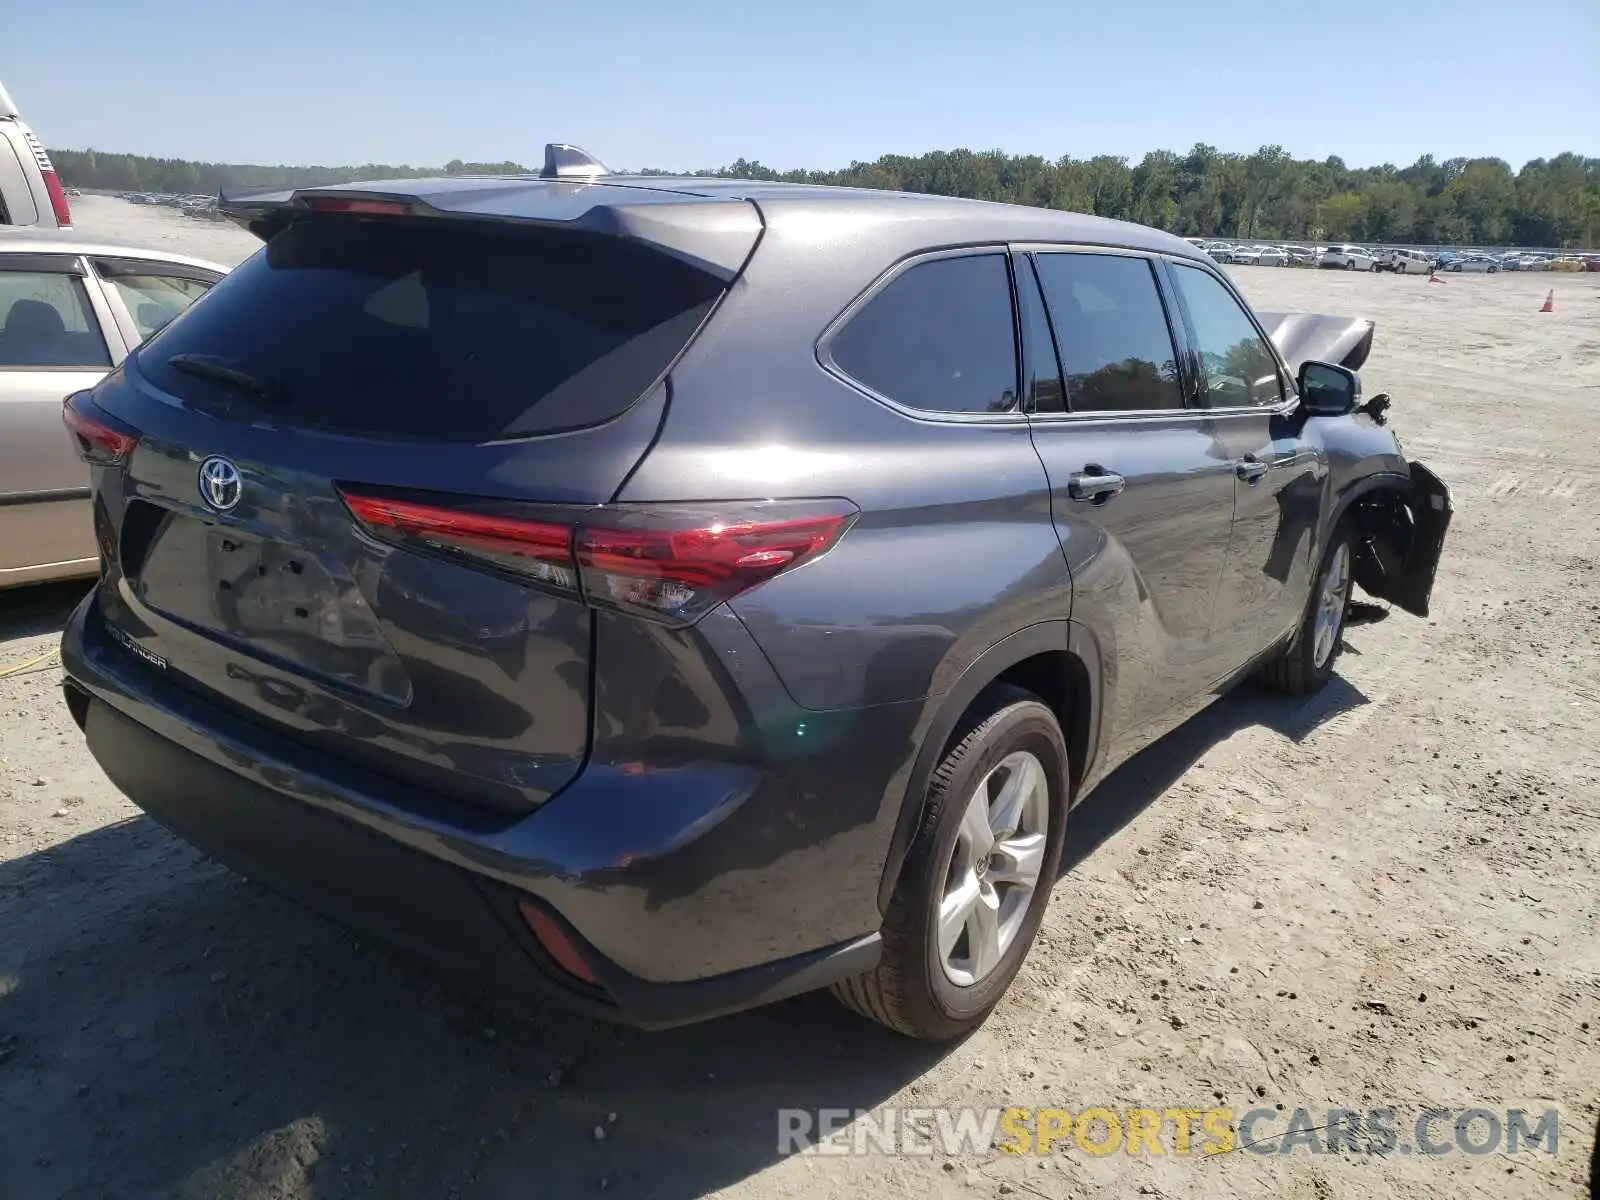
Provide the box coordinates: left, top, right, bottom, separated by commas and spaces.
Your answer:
83, 206, 756, 813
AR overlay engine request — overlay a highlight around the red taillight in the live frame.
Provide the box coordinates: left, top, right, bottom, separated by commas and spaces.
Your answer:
302, 196, 418, 217
42, 169, 72, 227
576, 508, 852, 620
340, 492, 578, 592
338, 489, 855, 625
62, 393, 140, 464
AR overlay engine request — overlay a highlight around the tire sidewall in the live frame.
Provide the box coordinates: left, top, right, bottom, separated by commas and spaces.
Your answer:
902, 701, 1069, 1033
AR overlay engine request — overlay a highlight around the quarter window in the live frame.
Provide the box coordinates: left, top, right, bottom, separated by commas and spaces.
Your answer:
830, 253, 1018, 415
0, 270, 111, 368
98, 265, 215, 340
1170, 264, 1284, 407
1031, 253, 1182, 413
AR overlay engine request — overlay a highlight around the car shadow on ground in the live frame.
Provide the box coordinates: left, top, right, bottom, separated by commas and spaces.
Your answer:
0, 660, 1367, 1200
0, 815, 950, 1200
0, 579, 89, 644
1062, 671, 1369, 873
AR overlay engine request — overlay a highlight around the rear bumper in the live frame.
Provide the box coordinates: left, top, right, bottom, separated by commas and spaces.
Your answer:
60, 592, 886, 1028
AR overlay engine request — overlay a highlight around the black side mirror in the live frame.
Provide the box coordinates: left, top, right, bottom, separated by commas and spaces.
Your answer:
1297, 360, 1360, 417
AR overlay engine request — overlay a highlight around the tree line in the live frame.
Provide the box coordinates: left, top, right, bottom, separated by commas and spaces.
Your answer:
49, 144, 1600, 248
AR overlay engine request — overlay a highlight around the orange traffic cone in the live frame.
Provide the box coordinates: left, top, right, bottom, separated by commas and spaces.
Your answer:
1540, 290, 1554, 312
1428, 271, 1443, 283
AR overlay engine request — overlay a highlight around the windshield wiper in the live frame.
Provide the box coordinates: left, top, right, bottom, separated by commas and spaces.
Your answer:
166, 354, 284, 405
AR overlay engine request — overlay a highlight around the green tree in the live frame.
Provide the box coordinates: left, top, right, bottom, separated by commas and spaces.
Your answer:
1317, 192, 1367, 240
46, 142, 1600, 249
1363, 180, 1418, 242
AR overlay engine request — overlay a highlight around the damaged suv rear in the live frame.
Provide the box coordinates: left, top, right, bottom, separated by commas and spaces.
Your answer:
59, 147, 1449, 1040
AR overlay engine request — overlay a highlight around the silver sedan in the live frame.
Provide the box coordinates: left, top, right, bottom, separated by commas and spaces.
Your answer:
1, 229, 226, 588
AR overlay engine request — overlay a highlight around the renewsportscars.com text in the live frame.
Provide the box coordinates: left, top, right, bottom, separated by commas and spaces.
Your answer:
777, 1105, 1560, 1158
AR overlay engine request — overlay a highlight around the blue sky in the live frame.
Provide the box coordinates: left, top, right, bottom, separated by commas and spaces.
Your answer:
5, 0, 1596, 170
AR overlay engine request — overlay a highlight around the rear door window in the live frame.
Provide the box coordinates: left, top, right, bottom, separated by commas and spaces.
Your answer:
134, 217, 728, 442
829, 253, 1018, 415
0, 268, 111, 368
1015, 256, 1065, 414
1031, 252, 1183, 413
1169, 263, 1284, 408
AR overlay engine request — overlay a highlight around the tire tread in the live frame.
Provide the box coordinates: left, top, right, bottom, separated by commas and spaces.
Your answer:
1259, 523, 1353, 696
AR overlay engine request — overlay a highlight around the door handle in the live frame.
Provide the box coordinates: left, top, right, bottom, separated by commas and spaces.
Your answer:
1235, 455, 1271, 483
1066, 466, 1126, 504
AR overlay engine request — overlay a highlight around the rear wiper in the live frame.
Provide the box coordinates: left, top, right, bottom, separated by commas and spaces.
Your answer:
166, 354, 284, 405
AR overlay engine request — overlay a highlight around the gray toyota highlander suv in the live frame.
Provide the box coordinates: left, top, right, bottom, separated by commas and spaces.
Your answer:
59, 146, 1450, 1040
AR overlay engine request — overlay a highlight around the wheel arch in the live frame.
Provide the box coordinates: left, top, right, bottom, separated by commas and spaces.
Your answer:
1338, 466, 1450, 616
875, 621, 1102, 914
1323, 470, 1412, 550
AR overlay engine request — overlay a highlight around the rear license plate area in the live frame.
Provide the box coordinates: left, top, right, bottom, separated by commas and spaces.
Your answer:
130, 514, 406, 699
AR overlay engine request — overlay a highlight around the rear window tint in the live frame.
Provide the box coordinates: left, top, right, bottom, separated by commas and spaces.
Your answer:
135, 218, 726, 442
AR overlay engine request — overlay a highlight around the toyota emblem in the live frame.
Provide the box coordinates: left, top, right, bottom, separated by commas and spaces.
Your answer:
198, 456, 243, 512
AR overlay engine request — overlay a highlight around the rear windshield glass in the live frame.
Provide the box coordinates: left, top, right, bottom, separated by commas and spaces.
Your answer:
135, 217, 726, 441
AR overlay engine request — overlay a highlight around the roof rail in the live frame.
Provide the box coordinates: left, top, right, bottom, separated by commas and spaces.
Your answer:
541, 143, 609, 180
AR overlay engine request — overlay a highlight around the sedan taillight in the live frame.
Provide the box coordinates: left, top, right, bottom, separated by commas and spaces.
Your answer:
63, 392, 141, 465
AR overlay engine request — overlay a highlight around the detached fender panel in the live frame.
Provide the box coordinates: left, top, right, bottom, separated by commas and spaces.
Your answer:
1349, 461, 1452, 618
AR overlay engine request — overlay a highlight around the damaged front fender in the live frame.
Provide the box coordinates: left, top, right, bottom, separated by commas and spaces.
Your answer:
1351, 462, 1452, 617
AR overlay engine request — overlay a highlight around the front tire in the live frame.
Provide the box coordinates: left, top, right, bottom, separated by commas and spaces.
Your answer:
831, 686, 1068, 1041
1260, 522, 1354, 695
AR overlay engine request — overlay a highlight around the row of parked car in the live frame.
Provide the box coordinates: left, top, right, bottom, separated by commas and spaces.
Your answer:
1192, 239, 1600, 274
1435, 249, 1598, 272
121, 191, 224, 220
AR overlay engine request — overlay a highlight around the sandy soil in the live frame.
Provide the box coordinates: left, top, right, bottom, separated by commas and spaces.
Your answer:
2, 197, 1597, 1200
67, 194, 262, 266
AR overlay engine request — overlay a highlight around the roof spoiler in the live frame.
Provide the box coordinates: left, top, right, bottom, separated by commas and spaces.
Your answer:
216, 165, 762, 280
217, 143, 610, 225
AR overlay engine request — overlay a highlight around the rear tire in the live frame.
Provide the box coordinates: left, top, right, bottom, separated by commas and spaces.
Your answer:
831, 686, 1068, 1041
1260, 521, 1354, 695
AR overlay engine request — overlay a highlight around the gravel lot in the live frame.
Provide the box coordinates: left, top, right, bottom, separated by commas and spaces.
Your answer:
2, 196, 1597, 1200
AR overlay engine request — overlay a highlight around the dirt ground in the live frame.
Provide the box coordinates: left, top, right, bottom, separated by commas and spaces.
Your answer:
2, 196, 1597, 1200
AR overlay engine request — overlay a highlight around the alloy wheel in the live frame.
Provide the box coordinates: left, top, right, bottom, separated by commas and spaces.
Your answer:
1312, 542, 1351, 669
937, 750, 1050, 987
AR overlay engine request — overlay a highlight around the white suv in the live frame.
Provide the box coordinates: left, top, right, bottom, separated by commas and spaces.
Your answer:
1320, 244, 1375, 271
1384, 248, 1435, 275
0, 80, 71, 228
